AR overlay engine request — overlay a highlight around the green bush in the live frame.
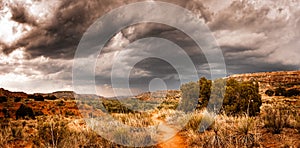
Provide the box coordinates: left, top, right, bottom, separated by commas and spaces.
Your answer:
198, 77, 212, 109
218, 79, 261, 116
102, 99, 134, 113
180, 78, 262, 116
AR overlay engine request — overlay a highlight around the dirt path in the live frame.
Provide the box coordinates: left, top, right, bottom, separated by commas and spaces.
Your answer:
157, 133, 187, 148
152, 114, 187, 148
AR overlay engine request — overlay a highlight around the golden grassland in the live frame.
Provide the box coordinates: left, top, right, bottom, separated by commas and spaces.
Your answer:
0, 94, 299, 148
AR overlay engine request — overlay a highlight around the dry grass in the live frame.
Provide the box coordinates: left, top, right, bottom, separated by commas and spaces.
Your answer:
112, 112, 157, 127
0, 126, 12, 148
1, 96, 299, 147
262, 103, 298, 134
182, 113, 262, 148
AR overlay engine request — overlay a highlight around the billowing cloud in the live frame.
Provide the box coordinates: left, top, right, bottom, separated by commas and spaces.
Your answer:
0, 0, 299, 96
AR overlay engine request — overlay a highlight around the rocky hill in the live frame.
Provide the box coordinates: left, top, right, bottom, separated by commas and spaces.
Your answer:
0, 88, 28, 98
0, 88, 102, 101
34, 91, 77, 100
229, 70, 300, 92
135, 90, 181, 101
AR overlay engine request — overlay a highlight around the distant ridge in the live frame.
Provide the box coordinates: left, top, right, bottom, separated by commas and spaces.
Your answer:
0, 88, 28, 98
0, 88, 102, 99
1, 70, 299, 99
229, 70, 300, 84
229, 70, 300, 93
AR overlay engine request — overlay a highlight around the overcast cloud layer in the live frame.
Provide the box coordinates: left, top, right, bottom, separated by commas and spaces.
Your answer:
0, 0, 299, 96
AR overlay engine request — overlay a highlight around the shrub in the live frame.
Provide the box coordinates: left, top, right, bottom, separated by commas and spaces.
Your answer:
102, 99, 134, 114
57, 100, 65, 106
2, 108, 10, 118
285, 88, 300, 97
45, 95, 57, 100
263, 105, 290, 134
36, 116, 68, 147
221, 79, 261, 116
34, 110, 44, 116
180, 78, 262, 116
11, 126, 23, 139
235, 117, 255, 147
0, 96, 7, 103
295, 114, 300, 133
65, 111, 75, 116
203, 129, 225, 148
0, 126, 12, 147
185, 114, 202, 131
265, 89, 275, 96
275, 87, 286, 96
14, 97, 21, 102
16, 104, 35, 120
33, 95, 44, 101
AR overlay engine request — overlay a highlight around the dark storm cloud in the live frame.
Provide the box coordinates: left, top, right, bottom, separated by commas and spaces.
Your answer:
1, 0, 212, 60
225, 57, 298, 75
1, 0, 300, 95
208, 1, 269, 31
2, 0, 123, 59
221, 46, 257, 54
6, 1, 96, 59
10, 3, 37, 26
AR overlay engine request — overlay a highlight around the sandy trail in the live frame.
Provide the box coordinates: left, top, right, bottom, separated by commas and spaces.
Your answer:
152, 114, 187, 148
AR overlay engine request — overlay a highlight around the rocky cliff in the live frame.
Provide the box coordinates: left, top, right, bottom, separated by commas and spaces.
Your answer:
229, 70, 300, 93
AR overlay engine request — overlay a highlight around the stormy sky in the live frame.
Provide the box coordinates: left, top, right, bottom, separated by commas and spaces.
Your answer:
0, 0, 300, 96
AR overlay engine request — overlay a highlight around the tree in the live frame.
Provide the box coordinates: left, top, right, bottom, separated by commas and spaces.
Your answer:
222, 79, 241, 115
180, 78, 262, 116
213, 79, 262, 116
198, 77, 212, 109
239, 81, 262, 116
209, 78, 226, 112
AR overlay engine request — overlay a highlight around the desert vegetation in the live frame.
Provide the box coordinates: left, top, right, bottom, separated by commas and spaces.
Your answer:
0, 73, 299, 147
